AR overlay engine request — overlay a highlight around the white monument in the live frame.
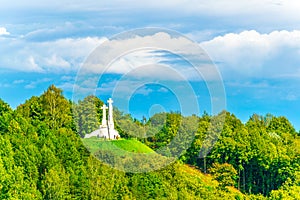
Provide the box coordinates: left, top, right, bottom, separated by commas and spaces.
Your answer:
84, 98, 120, 140
100, 104, 108, 129
108, 98, 114, 130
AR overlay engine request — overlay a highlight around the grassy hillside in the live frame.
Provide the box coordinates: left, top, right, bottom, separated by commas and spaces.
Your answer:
82, 137, 175, 173
82, 137, 154, 154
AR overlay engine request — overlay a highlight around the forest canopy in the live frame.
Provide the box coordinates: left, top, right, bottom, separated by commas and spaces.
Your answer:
0, 85, 299, 199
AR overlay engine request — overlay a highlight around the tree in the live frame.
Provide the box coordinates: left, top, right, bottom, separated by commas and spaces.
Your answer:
73, 95, 103, 137
16, 96, 43, 126
183, 113, 211, 172
41, 165, 71, 199
209, 163, 238, 189
269, 172, 300, 200
267, 116, 296, 136
41, 85, 72, 129
0, 99, 12, 134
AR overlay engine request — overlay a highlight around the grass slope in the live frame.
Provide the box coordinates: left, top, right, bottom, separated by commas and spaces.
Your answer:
82, 137, 153, 154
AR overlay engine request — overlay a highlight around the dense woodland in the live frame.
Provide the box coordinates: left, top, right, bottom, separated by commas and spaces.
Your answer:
0, 85, 300, 199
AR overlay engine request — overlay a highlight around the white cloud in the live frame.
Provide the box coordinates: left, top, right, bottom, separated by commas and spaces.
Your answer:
0, 28, 213, 86
27, 56, 45, 73
107, 50, 164, 75
201, 30, 300, 78
25, 78, 51, 89
0, 27, 9, 36
45, 54, 70, 69
4, 26, 300, 83
0, 36, 106, 72
41, 37, 107, 58
81, 31, 219, 81
185, 30, 224, 42
0, 29, 219, 81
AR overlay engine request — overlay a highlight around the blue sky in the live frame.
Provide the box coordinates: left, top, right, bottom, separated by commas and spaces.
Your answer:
1, 0, 300, 130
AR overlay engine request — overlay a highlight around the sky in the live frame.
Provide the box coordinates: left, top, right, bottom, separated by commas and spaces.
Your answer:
1, 0, 300, 130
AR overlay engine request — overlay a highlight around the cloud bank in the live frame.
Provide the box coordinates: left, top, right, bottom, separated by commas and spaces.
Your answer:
0, 36, 107, 72
201, 30, 300, 79
2, 28, 300, 82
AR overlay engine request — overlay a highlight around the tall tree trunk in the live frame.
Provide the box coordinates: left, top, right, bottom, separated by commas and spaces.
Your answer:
243, 168, 246, 192
204, 157, 207, 173
238, 168, 241, 190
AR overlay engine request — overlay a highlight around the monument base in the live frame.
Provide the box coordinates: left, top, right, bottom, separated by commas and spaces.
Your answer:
84, 126, 120, 140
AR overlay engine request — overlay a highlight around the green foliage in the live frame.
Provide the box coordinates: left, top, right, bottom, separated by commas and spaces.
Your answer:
41, 85, 72, 129
267, 116, 296, 136
114, 109, 148, 139
73, 95, 103, 137
0, 85, 299, 199
0, 99, 13, 134
209, 163, 238, 189
129, 173, 168, 199
16, 96, 43, 126
82, 138, 154, 154
146, 112, 181, 149
41, 165, 71, 199
269, 172, 300, 200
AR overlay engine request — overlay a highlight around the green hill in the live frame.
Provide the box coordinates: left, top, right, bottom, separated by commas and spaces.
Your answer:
82, 138, 154, 154
82, 137, 170, 173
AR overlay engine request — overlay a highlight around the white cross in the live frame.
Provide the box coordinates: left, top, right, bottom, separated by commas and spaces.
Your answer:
101, 104, 108, 110
107, 98, 113, 104
101, 104, 108, 126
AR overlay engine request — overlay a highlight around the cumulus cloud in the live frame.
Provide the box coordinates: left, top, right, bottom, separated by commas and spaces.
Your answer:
0, 36, 107, 72
0, 27, 9, 36
4, 27, 300, 83
80, 31, 220, 82
201, 30, 300, 79
0, 29, 217, 81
